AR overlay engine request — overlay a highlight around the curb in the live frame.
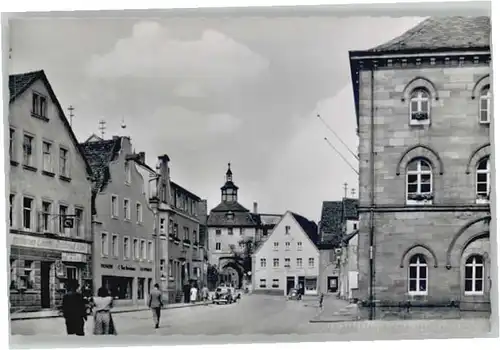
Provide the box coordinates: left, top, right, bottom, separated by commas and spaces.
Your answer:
10, 302, 210, 321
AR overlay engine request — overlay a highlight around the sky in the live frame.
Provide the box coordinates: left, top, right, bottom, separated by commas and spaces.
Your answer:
9, 14, 424, 221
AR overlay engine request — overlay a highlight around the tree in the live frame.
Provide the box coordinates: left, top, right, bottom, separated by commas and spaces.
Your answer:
229, 237, 256, 274
207, 264, 219, 289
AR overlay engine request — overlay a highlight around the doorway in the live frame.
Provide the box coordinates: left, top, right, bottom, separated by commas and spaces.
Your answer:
286, 276, 295, 295
40, 262, 51, 309
327, 276, 338, 293
297, 276, 305, 295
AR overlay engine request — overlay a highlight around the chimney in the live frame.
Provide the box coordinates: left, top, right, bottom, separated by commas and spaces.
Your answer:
138, 152, 145, 164
156, 154, 171, 204
253, 202, 258, 214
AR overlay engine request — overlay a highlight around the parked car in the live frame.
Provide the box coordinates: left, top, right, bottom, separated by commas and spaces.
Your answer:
212, 286, 234, 305
287, 288, 301, 301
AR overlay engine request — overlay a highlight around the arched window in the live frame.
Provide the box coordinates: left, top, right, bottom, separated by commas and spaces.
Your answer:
465, 255, 484, 295
409, 88, 430, 124
479, 86, 491, 124
476, 157, 490, 203
406, 159, 433, 204
408, 254, 428, 295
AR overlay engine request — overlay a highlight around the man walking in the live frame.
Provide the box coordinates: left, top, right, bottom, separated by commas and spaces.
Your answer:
148, 283, 163, 329
61, 281, 87, 336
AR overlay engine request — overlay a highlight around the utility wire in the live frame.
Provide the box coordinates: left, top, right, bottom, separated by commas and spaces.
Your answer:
324, 137, 359, 175
317, 114, 359, 161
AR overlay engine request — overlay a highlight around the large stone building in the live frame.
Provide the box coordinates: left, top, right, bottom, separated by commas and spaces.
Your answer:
80, 135, 155, 306
8, 70, 94, 311
207, 164, 281, 289
349, 17, 492, 319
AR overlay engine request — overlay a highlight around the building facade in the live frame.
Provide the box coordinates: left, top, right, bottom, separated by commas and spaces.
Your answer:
9, 70, 93, 312
81, 136, 155, 306
349, 17, 492, 318
207, 164, 281, 289
253, 212, 319, 296
339, 231, 359, 301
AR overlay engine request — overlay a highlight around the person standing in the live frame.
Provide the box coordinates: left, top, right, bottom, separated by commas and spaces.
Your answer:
93, 287, 117, 335
201, 285, 209, 301
190, 284, 198, 304
61, 281, 87, 336
148, 283, 163, 329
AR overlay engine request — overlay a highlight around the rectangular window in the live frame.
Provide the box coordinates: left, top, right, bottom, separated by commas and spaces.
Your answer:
215, 242, 221, 251
259, 279, 266, 288
184, 227, 189, 241
353, 223, 358, 230
272, 279, 279, 288
66, 266, 78, 282
160, 218, 166, 234
101, 233, 109, 256
111, 195, 118, 218
123, 237, 130, 259
284, 258, 291, 267
285, 241, 290, 250
22, 260, 35, 289
133, 239, 139, 259
9, 128, 15, 161
59, 205, 68, 234
260, 258, 266, 268
140, 240, 146, 260
112, 234, 118, 257
41, 201, 52, 232
148, 241, 154, 261
9, 194, 15, 227
23, 134, 34, 166
297, 242, 303, 251
123, 199, 130, 220
32, 92, 47, 117
305, 277, 317, 292
273, 258, 279, 268
22, 197, 33, 230
308, 258, 315, 268
125, 161, 131, 184
59, 147, 69, 177
74, 208, 83, 237
42, 141, 52, 172
216, 229, 222, 236
296, 258, 303, 268
273, 242, 279, 251
136, 203, 143, 223
285, 225, 290, 234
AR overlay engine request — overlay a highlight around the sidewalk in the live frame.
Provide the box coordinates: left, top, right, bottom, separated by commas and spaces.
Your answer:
10, 301, 210, 321
309, 296, 360, 323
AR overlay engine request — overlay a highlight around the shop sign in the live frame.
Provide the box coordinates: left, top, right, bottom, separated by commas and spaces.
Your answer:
101, 264, 113, 269
140, 267, 152, 272
117, 264, 136, 271
55, 260, 66, 278
62, 252, 87, 263
11, 233, 91, 254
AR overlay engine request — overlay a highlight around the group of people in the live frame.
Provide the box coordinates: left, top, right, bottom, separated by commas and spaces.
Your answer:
62, 282, 167, 336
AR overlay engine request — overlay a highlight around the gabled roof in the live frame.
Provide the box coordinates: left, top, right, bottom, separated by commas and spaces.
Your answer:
367, 16, 490, 54
84, 134, 104, 143
319, 198, 359, 246
80, 137, 122, 193
9, 70, 93, 178
171, 181, 201, 201
209, 200, 249, 213
254, 211, 319, 256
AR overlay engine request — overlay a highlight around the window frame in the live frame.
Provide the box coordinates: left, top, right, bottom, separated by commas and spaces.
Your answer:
123, 198, 131, 221
136, 202, 143, 223
9, 127, 16, 163
59, 146, 70, 178
260, 258, 266, 268
74, 207, 84, 237
408, 254, 428, 296
464, 255, 485, 296
111, 234, 119, 258
42, 140, 53, 173
259, 279, 266, 288
41, 200, 53, 233
22, 133, 35, 167
111, 194, 119, 218
133, 238, 139, 260
31, 91, 48, 119
148, 241, 154, 261
9, 193, 15, 228
215, 242, 221, 251
479, 86, 491, 124
22, 196, 34, 231
409, 88, 431, 126
101, 232, 109, 257
123, 236, 130, 259
406, 158, 433, 205
124, 160, 131, 184
308, 257, 315, 268
273, 258, 279, 268
58, 203, 70, 235
476, 157, 490, 204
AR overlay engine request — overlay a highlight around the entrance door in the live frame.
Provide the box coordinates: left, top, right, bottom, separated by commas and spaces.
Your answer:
298, 276, 305, 295
286, 276, 295, 295
327, 276, 338, 293
40, 262, 51, 309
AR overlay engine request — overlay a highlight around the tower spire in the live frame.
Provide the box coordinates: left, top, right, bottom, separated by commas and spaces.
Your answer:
98, 120, 106, 139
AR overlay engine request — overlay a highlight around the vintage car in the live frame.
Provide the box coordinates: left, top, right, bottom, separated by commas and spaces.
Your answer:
212, 286, 234, 305
287, 288, 301, 301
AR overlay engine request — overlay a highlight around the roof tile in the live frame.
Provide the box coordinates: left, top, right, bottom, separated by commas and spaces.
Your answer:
291, 212, 319, 244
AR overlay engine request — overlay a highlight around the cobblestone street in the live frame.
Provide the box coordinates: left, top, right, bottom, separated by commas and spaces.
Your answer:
11, 295, 492, 340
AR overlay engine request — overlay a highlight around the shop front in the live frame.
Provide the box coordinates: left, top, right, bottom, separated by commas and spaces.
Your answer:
94, 262, 154, 306
9, 233, 92, 312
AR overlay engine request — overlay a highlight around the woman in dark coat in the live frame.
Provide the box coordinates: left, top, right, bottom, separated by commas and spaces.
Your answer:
62, 282, 87, 336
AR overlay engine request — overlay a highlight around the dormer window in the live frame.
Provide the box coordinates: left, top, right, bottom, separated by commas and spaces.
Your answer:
32, 92, 47, 119
226, 211, 234, 220
409, 88, 430, 125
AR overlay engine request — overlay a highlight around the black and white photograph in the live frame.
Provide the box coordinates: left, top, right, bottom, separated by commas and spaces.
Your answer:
3, 0, 498, 347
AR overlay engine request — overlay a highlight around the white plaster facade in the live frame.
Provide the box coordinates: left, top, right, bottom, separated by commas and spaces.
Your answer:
253, 212, 320, 296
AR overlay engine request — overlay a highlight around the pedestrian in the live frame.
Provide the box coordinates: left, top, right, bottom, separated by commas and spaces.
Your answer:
61, 281, 87, 336
319, 293, 324, 309
93, 286, 117, 335
148, 283, 163, 329
190, 284, 198, 304
202, 285, 209, 301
